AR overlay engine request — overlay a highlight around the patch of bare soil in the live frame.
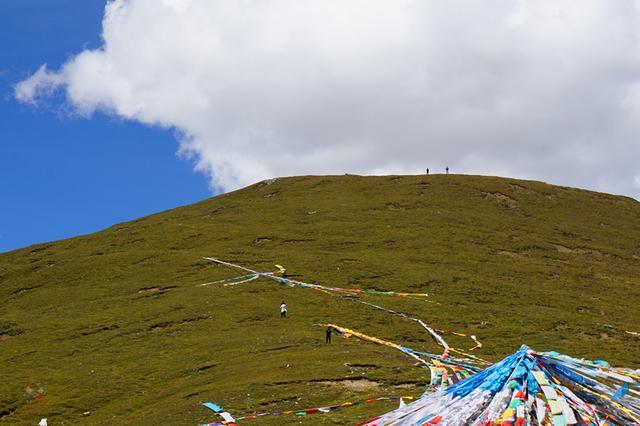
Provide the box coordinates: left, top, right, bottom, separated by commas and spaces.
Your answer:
318, 378, 380, 390
497, 250, 522, 258
554, 244, 601, 256
482, 191, 518, 209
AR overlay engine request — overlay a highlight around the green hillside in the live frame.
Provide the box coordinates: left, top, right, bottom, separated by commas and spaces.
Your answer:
1, 174, 639, 425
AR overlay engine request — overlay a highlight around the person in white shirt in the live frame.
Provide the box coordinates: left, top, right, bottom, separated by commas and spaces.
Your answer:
280, 302, 287, 318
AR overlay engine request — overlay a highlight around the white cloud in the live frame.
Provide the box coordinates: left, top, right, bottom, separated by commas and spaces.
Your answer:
15, 0, 640, 196
14, 64, 65, 105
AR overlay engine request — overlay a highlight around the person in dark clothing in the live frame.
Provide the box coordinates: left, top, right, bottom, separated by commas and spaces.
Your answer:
325, 326, 333, 344
446, 166, 449, 174
426, 168, 429, 175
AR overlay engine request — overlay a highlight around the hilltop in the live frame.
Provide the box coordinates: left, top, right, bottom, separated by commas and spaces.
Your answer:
1, 174, 639, 425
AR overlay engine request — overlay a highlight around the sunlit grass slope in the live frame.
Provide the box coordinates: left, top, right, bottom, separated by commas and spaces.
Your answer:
1, 174, 639, 425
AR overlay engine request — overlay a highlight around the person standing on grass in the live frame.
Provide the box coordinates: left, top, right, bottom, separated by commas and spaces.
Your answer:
325, 326, 333, 344
280, 301, 287, 318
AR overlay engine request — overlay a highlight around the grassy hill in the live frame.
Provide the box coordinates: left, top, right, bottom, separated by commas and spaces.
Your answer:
1, 174, 639, 425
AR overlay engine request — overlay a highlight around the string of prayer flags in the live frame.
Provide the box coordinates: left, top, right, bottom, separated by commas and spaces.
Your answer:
235, 396, 415, 421
201, 402, 236, 425
202, 257, 429, 297
201, 396, 416, 424
327, 323, 486, 392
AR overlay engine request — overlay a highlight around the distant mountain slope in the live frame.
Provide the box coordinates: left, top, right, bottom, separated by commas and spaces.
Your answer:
1, 174, 639, 425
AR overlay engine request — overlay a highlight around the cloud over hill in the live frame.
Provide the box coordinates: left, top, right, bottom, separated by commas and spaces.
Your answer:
15, 0, 640, 196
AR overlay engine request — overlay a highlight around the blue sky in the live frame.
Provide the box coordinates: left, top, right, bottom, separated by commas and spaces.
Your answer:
0, 1, 210, 253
